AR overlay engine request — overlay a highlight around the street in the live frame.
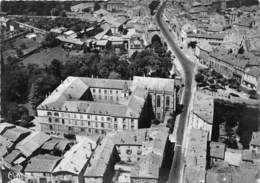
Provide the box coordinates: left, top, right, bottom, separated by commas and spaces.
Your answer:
155, 2, 196, 183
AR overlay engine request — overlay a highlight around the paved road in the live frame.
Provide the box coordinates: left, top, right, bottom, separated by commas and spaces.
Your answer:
155, 2, 196, 183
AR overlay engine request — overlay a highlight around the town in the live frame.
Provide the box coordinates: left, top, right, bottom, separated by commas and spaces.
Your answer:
0, 0, 260, 183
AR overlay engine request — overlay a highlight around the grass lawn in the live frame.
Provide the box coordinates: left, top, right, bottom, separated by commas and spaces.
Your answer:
22, 46, 70, 67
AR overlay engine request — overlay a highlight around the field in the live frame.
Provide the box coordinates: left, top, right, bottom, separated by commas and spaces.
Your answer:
22, 47, 70, 67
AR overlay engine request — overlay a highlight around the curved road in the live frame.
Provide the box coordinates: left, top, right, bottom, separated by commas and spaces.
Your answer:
155, 2, 196, 183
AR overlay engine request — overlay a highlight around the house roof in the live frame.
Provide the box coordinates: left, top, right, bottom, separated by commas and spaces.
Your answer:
2, 126, 30, 143
210, 141, 226, 160
16, 132, 50, 157
4, 149, 21, 164
0, 123, 15, 134
132, 76, 174, 93
25, 154, 61, 173
224, 148, 242, 166
192, 91, 214, 124
53, 137, 96, 175
250, 131, 260, 147
185, 128, 208, 183
0, 136, 13, 156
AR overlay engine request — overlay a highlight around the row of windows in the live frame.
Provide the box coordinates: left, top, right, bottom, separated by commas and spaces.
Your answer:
48, 118, 136, 129
92, 88, 121, 94
93, 95, 119, 101
49, 125, 107, 134
156, 95, 171, 107
47, 113, 136, 123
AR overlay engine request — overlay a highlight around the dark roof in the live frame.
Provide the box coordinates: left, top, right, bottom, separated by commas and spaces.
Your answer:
25, 154, 61, 173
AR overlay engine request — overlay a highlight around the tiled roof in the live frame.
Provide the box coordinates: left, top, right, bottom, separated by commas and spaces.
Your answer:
4, 149, 21, 164
192, 91, 214, 124
25, 154, 61, 173
2, 126, 30, 143
132, 76, 174, 93
16, 132, 50, 157
210, 141, 226, 159
184, 128, 208, 183
53, 137, 96, 175
0, 123, 15, 134
224, 148, 242, 166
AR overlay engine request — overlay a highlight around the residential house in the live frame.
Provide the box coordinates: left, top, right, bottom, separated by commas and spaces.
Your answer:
209, 141, 226, 165
106, 0, 126, 12
24, 154, 61, 183
195, 41, 213, 66
250, 131, 260, 153
241, 66, 260, 92
53, 137, 97, 183
71, 3, 95, 13
224, 148, 242, 167
189, 91, 214, 139
16, 132, 51, 158
184, 128, 208, 183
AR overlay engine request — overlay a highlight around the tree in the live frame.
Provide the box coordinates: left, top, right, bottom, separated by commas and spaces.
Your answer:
42, 32, 59, 47
249, 90, 259, 99
149, 0, 160, 15
195, 73, 205, 83
108, 71, 121, 79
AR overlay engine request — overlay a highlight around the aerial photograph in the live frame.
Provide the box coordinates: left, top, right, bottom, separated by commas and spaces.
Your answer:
0, 0, 260, 182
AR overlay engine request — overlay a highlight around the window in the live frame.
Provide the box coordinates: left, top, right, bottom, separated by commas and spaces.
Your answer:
123, 125, 126, 129
99, 95, 102, 100
131, 125, 135, 129
48, 117, 52, 123
126, 149, 132, 155
50, 125, 53, 130
55, 118, 59, 123
74, 114, 77, 118
114, 124, 118, 129
110, 90, 112, 94
75, 121, 77, 126
166, 96, 170, 107
107, 117, 110, 121
114, 117, 117, 122
104, 90, 107, 94
47, 112, 52, 116
88, 121, 90, 126
116, 90, 118, 94
95, 129, 99, 133
137, 149, 142, 155
110, 96, 113, 100
80, 114, 83, 119
101, 117, 104, 121
54, 112, 59, 117
101, 130, 106, 134
101, 123, 104, 128
116, 96, 119, 101
95, 123, 98, 128
93, 89, 96, 93
87, 115, 90, 119
99, 89, 101, 93
157, 113, 161, 119
81, 128, 85, 132
157, 95, 161, 107
81, 121, 84, 126
62, 119, 65, 124
105, 96, 107, 100
95, 116, 98, 121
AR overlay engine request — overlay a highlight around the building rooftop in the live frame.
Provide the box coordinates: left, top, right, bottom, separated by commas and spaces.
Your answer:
192, 91, 214, 124
210, 141, 226, 160
250, 131, 260, 147
0, 123, 15, 134
0, 136, 13, 156
224, 148, 242, 167
2, 126, 30, 143
132, 76, 174, 93
24, 154, 61, 173
16, 132, 51, 157
184, 128, 208, 183
53, 137, 96, 175
4, 149, 22, 164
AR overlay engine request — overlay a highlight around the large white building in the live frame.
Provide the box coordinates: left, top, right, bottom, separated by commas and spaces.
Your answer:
36, 76, 175, 137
